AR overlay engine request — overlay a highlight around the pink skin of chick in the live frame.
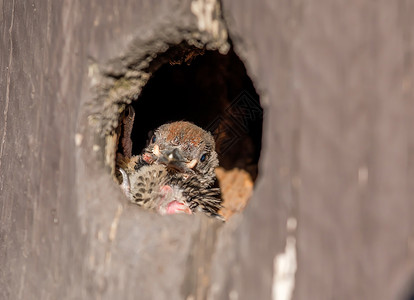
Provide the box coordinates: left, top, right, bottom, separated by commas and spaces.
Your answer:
159, 185, 192, 215
119, 167, 192, 215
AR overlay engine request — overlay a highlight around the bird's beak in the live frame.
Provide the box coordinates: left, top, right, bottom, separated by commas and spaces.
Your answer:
157, 148, 195, 173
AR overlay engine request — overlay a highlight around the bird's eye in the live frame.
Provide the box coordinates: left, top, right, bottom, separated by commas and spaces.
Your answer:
200, 153, 207, 162
151, 135, 156, 143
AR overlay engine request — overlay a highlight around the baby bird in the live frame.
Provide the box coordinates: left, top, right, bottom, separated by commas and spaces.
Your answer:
118, 121, 223, 219
119, 164, 191, 215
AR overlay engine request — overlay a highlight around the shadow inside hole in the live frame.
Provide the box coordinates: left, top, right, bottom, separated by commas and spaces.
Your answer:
130, 48, 262, 179
119, 46, 263, 218
403, 281, 414, 300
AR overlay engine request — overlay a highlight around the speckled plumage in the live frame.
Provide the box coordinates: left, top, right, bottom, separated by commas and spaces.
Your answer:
118, 121, 223, 220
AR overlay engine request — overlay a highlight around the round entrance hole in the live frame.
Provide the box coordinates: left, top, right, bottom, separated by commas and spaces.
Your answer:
115, 45, 262, 220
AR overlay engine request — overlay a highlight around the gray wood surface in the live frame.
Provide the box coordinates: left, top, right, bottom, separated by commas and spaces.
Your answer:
1, 0, 413, 299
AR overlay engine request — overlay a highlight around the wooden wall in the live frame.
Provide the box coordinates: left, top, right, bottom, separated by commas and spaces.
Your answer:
1, 0, 413, 299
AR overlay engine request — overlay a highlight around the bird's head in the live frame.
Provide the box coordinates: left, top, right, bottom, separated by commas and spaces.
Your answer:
141, 121, 219, 187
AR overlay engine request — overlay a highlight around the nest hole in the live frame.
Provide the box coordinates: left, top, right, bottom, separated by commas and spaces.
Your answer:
116, 45, 263, 220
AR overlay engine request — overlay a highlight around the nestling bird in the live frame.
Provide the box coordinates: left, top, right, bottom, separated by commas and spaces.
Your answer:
117, 120, 223, 219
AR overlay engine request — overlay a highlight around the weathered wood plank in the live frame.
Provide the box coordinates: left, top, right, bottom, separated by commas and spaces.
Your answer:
1, 0, 414, 299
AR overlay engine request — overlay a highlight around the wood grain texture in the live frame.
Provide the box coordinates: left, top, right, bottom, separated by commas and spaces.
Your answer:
217, 0, 414, 299
1, 0, 414, 299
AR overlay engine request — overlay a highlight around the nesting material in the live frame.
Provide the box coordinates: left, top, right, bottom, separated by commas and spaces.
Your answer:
216, 167, 254, 220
